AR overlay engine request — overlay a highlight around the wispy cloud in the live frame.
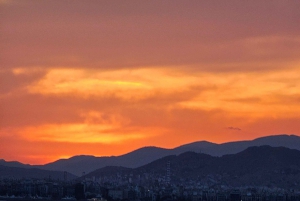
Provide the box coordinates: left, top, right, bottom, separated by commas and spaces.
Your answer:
1, 0, 300, 164
226, 127, 241, 131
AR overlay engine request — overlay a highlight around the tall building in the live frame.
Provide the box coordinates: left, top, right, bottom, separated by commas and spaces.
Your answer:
166, 161, 171, 184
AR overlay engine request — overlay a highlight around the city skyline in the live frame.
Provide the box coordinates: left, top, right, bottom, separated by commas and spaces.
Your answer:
1, 0, 300, 165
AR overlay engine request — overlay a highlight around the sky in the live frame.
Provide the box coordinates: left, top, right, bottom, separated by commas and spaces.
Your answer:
1, 0, 300, 165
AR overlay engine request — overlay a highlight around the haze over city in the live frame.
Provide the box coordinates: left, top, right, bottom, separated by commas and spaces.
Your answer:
1, 1, 300, 165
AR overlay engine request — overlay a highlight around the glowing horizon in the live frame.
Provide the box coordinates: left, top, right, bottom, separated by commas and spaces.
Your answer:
1, 1, 300, 165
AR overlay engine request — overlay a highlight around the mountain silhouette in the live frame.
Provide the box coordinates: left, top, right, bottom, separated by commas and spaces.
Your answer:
84, 146, 300, 188
0, 165, 77, 180
1, 134, 299, 176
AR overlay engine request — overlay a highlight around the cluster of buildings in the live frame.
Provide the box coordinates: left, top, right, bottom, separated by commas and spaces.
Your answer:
0, 175, 300, 201
0, 178, 75, 200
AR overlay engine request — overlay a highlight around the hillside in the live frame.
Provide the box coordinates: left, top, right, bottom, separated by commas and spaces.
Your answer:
1, 134, 299, 176
84, 146, 300, 188
0, 165, 77, 180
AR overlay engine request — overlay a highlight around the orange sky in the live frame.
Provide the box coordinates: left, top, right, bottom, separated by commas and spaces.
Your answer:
1, 0, 300, 165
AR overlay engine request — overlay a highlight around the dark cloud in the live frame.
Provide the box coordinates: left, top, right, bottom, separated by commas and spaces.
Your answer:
226, 126, 242, 131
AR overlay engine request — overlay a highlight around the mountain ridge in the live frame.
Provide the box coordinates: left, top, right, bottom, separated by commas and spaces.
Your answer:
83, 145, 300, 188
0, 165, 77, 180
1, 134, 299, 176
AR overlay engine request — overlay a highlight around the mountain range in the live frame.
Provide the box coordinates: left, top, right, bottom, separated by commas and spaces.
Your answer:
1, 134, 300, 176
0, 165, 77, 180
84, 145, 300, 188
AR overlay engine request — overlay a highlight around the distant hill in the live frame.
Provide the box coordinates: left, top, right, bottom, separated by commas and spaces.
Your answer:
0, 165, 77, 180
37, 147, 174, 176
84, 146, 300, 188
1, 134, 300, 176
0, 159, 31, 168
199, 134, 300, 156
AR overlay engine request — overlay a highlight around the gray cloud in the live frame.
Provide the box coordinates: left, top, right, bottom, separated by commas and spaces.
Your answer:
226, 126, 241, 131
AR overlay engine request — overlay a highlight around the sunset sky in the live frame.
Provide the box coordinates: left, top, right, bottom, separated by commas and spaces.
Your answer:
1, 0, 300, 165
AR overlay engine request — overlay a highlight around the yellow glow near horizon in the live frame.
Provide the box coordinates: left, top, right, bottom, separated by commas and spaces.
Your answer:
16, 111, 161, 144
179, 67, 300, 118
23, 66, 300, 119
14, 111, 159, 144
18, 123, 154, 144
3, 66, 300, 165
26, 67, 199, 100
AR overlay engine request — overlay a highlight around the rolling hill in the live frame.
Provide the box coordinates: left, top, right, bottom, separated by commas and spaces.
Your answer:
0, 165, 77, 180
84, 146, 300, 188
1, 134, 299, 176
